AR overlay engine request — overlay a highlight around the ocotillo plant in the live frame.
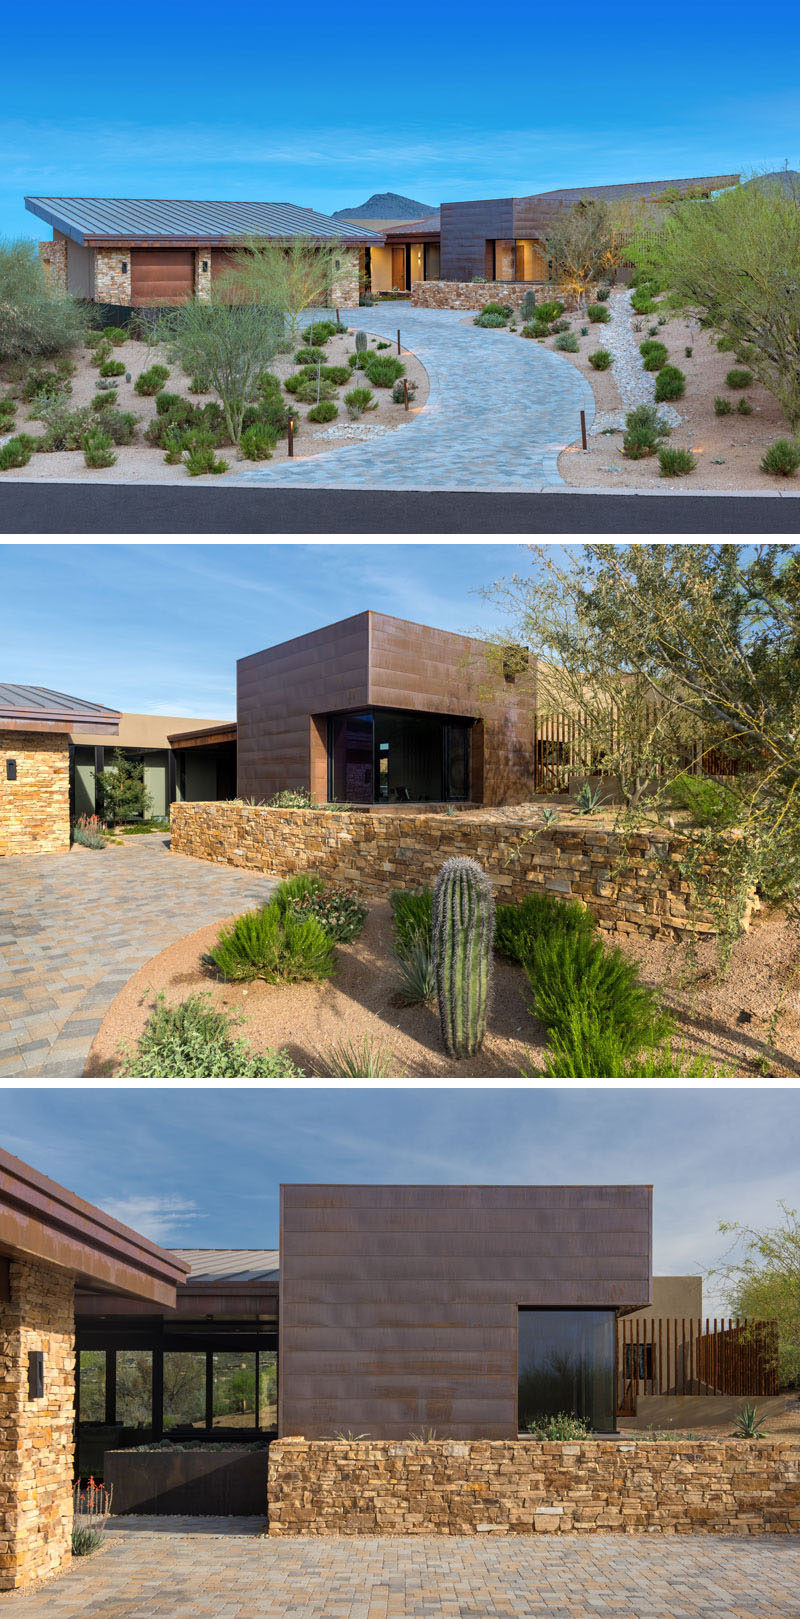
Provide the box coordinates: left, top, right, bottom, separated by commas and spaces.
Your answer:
433, 857, 495, 1059
355, 330, 368, 353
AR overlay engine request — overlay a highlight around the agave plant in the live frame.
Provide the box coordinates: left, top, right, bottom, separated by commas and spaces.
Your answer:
573, 781, 607, 815
733, 1403, 767, 1439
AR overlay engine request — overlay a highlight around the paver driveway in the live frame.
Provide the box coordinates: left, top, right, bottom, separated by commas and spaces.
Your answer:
235, 305, 594, 493
0, 835, 277, 1079
4, 1527, 800, 1617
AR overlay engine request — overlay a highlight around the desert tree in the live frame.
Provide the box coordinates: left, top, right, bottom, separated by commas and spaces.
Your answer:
711, 1202, 800, 1388
217, 233, 345, 340
0, 238, 89, 360
158, 292, 284, 445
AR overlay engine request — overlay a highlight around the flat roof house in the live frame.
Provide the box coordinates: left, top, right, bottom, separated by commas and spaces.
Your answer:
71, 711, 236, 821
0, 685, 120, 857
26, 196, 383, 310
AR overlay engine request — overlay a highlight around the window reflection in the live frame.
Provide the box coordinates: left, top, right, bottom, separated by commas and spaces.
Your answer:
518, 1309, 616, 1432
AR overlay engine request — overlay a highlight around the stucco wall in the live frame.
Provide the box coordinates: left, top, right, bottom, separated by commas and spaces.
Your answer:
0, 731, 70, 857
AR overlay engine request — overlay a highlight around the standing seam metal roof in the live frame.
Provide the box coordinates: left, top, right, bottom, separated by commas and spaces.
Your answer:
171, 1248, 280, 1283
0, 684, 120, 721
25, 197, 383, 246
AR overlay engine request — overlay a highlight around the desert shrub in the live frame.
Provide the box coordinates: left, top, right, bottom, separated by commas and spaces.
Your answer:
91, 389, 117, 411
89, 338, 112, 367
540, 1014, 722, 1079
714, 396, 733, 415
307, 400, 338, 422
99, 358, 125, 378
118, 991, 304, 1078
322, 1034, 395, 1079
394, 937, 436, 1005
240, 394, 292, 438
240, 422, 277, 460
82, 428, 116, 468
72, 1527, 104, 1557
685, 345, 693, 357
320, 364, 350, 386
524, 928, 671, 1075
364, 354, 405, 387
622, 402, 671, 459
587, 302, 610, 323
536, 300, 564, 323
554, 332, 579, 351
188, 373, 210, 393
737, 397, 753, 415
630, 287, 658, 315
474, 311, 507, 328
35, 401, 98, 450
726, 367, 753, 390
588, 348, 613, 370
0, 432, 36, 469
344, 385, 377, 419
206, 889, 337, 984
306, 320, 338, 345
256, 370, 283, 400
284, 372, 335, 403
184, 442, 228, 475
0, 403, 16, 433
95, 376, 118, 392
550, 318, 571, 333
494, 891, 596, 964
0, 238, 89, 360
162, 428, 186, 464
390, 887, 433, 954
760, 439, 800, 477
103, 325, 127, 346
100, 409, 137, 445
155, 390, 193, 418
658, 446, 696, 476
284, 876, 368, 943
525, 1413, 592, 1439
670, 773, 741, 828
639, 339, 669, 371
654, 364, 686, 401
135, 364, 170, 395
596, 285, 611, 302
20, 364, 65, 403
294, 346, 327, 365
480, 301, 512, 318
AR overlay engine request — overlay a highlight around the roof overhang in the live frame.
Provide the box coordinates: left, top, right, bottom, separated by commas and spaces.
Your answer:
168, 723, 237, 749
24, 201, 383, 249
0, 1149, 188, 1306
0, 713, 120, 736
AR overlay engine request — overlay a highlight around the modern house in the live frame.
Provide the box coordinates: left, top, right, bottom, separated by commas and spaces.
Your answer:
237, 610, 537, 807
26, 197, 382, 310
71, 711, 236, 820
0, 684, 120, 857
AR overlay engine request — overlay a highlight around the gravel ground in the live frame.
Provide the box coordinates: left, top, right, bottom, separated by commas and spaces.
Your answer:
0, 327, 428, 483
85, 895, 800, 1079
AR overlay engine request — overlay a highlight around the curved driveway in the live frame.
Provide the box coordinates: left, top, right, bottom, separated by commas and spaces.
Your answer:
235, 305, 594, 492
0, 836, 276, 1079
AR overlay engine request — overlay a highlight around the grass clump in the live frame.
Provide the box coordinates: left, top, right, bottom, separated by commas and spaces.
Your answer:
658, 446, 696, 477
390, 888, 435, 1005
725, 367, 753, 390
119, 992, 304, 1078
183, 441, 228, 476
344, 386, 377, 419
390, 888, 433, 953
737, 397, 753, 415
588, 348, 612, 370
0, 432, 36, 469
554, 331, 579, 352
622, 403, 670, 459
654, 364, 686, 401
714, 395, 733, 415
205, 877, 338, 984
587, 302, 610, 323
321, 1034, 396, 1079
134, 364, 170, 395
760, 439, 800, 477
639, 339, 668, 371
72, 1527, 104, 1557
307, 400, 338, 422
82, 428, 117, 468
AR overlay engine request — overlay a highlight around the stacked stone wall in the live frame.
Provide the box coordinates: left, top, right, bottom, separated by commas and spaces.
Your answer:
268, 1438, 800, 1537
0, 1260, 75, 1589
331, 246, 361, 309
169, 802, 713, 941
37, 237, 67, 296
411, 280, 561, 311
0, 731, 70, 858
93, 249, 132, 305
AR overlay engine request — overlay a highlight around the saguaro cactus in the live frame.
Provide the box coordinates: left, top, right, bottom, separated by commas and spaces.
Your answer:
433, 857, 495, 1059
522, 289, 537, 321
355, 330, 368, 353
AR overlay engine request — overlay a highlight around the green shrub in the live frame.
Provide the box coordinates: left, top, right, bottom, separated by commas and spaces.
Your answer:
587, 303, 610, 323
206, 889, 337, 984
20, 365, 64, 402
91, 389, 117, 411
540, 1013, 721, 1079
392, 377, 417, 403
320, 364, 350, 386
524, 928, 671, 1075
474, 311, 507, 327
737, 397, 753, 415
89, 338, 112, 367
588, 348, 613, 370
0, 239, 90, 360
284, 371, 335, 403
622, 403, 671, 458
344, 386, 377, 419
364, 355, 405, 387
639, 340, 669, 371
654, 364, 686, 401
306, 320, 337, 345
322, 1034, 395, 1078
285, 877, 368, 943
390, 888, 433, 954
554, 332, 579, 352
101, 410, 137, 445
256, 370, 283, 401
495, 891, 596, 964
135, 364, 170, 395
118, 991, 304, 1078
240, 422, 277, 460
189, 373, 210, 393
162, 427, 186, 464
295, 346, 327, 365
550, 318, 571, 333
184, 443, 228, 475
670, 773, 741, 827
155, 390, 191, 418
480, 301, 512, 318
596, 285, 611, 302
714, 396, 733, 415
658, 446, 696, 477
82, 428, 116, 468
0, 432, 37, 469
536, 300, 564, 323
308, 400, 338, 422
760, 439, 800, 477
726, 367, 753, 390
394, 937, 436, 1005
631, 288, 657, 315
99, 358, 125, 378
103, 325, 127, 346
525, 1413, 592, 1439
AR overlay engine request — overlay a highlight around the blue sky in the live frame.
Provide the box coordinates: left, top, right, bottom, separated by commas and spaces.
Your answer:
0, 542, 531, 717
3, 0, 798, 240
1, 1087, 797, 1307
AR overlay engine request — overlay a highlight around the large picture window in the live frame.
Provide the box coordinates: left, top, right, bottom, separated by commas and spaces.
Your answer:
518, 1308, 616, 1433
328, 708, 471, 805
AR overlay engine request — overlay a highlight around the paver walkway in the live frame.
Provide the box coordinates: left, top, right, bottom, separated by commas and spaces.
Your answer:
0, 835, 276, 1079
4, 1530, 800, 1617
235, 305, 594, 492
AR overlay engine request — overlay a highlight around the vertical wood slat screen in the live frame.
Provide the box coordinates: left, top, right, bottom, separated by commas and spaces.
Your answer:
532, 708, 753, 794
617, 1317, 778, 1413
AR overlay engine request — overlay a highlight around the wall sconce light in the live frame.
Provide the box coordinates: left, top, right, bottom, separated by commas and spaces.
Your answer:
121, 261, 128, 274
28, 1351, 44, 1400
6, 759, 16, 781
202, 260, 208, 273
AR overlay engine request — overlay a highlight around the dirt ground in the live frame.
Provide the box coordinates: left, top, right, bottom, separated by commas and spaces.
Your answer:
620, 1393, 800, 1441
85, 893, 800, 1080
0, 327, 428, 483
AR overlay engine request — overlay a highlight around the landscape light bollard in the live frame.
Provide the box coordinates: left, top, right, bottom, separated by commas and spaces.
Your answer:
288, 418, 294, 457
403, 379, 409, 411
580, 409, 588, 451
397, 328, 401, 355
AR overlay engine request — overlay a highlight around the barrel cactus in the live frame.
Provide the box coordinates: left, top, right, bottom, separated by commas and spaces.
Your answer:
355, 330, 368, 353
522, 289, 537, 321
433, 857, 495, 1059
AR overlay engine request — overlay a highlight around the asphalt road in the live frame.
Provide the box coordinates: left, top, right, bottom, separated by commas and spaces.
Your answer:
1, 483, 799, 533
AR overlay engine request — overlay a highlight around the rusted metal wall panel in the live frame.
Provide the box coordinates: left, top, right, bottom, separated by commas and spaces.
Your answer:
280, 1184, 653, 1439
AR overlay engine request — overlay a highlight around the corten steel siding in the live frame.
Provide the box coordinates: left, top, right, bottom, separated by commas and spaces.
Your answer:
278, 1184, 653, 1439
130, 248, 194, 304
439, 198, 514, 282
236, 612, 537, 804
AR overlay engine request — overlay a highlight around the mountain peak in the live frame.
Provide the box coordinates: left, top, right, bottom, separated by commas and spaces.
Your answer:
331, 192, 437, 220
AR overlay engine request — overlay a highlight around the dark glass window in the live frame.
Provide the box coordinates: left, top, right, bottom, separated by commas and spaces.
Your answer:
518, 1309, 616, 1433
116, 1349, 152, 1429
329, 712, 373, 804
163, 1351, 206, 1431
79, 1350, 106, 1422
328, 709, 471, 805
212, 1352, 256, 1428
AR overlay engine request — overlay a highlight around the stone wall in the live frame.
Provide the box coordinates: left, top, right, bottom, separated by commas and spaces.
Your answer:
195, 248, 212, 300
267, 1438, 800, 1537
411, 280, 561, 311
0, 1259, 75, 1589
331, 246, 360, 309
38, 236, 67, 296
94, 248, 131, 306
0, 731, 70, 858
169, 802, 710, 941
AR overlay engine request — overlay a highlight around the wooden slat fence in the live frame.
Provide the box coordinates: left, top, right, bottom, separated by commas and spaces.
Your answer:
617, 1316, 779, 1415
532, 709, 755, 794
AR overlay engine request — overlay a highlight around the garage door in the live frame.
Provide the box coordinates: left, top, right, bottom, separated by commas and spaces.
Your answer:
211, 248, 248, 301
130, 249, 194, 305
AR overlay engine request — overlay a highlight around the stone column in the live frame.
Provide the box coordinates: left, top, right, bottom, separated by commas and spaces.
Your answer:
38, 235, 67, 296
0, 1259, 76, 1591
0, 731, 71, 857
330, 246, 360, 309
94, 249, 132, 306
195, 249, 212, 300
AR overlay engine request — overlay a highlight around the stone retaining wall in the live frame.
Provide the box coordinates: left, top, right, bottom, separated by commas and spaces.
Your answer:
169, 802, 710, 940
411, 281, 560, 311
0, 1259, 75, 1589
0, 731, 70, 858
267, 1438, 800, 1537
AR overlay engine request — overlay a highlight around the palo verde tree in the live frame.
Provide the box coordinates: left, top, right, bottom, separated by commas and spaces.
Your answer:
158, 292, 285, 445
629, 172, 800, 430
218, 234, 345, 340
0, 237, 89, 360
710, 1203, 800, 1388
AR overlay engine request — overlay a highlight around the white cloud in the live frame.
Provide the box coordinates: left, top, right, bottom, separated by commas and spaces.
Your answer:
101, 1194, 202, 1243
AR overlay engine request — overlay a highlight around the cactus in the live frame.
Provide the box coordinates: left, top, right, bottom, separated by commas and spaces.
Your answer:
522, 289, 537, 321
355, 330, 368, 353
433, 857, 495, 1059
